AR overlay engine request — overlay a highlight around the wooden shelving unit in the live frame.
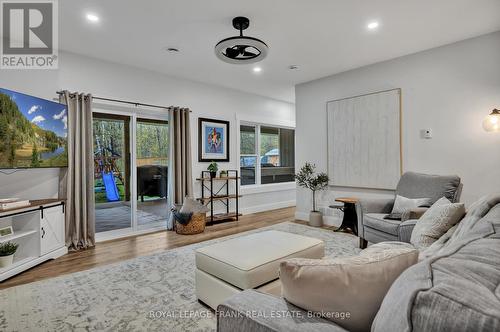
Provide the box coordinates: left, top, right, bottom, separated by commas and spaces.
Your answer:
197, 170, 241, 225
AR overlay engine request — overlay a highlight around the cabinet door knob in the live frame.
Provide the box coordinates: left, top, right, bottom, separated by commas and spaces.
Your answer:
41, 227, 45, 238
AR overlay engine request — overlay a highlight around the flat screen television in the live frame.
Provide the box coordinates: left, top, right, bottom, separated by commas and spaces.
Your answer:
0, 88, 68, 168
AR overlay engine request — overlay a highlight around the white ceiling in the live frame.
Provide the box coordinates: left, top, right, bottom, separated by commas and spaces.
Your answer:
59, 0, 500, 103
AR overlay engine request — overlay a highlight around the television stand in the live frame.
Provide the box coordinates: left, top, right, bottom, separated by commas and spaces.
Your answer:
0, 199, 67, 282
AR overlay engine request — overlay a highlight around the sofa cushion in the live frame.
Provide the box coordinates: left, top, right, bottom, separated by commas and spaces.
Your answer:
364, 213, 401, 235
410, 197, 465, 249
420, 194, 500, 260
363, 241, 415, 253
372, 200, 500, 332
195, 230, 324, 289
217, 290, 349, 332
395, 172, 461, 204
280, 243, 418, 332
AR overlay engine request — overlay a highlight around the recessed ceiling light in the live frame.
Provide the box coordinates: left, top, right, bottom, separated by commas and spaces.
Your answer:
86, 13, 99, 23
166, 47, 180, 53
367, 21, 379, 30
253, 67, 262, 73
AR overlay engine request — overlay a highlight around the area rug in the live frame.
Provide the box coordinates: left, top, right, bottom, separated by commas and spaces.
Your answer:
0, 222, 361, 332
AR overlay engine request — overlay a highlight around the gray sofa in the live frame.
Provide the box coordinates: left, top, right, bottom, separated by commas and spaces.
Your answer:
217, 194, 500, 332
356, 172, 462, 248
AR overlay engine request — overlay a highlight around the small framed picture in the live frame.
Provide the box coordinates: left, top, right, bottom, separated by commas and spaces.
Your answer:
0, 226, 13, 237
198, 118, 230, 162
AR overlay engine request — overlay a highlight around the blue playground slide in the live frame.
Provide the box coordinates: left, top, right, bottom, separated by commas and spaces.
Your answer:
102, 171, 120, 202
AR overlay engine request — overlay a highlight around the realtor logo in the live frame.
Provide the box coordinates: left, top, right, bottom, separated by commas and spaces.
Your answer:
1, 0, 58, 69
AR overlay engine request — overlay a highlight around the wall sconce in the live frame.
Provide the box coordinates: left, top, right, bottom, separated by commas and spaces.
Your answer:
483, 109, 500, 132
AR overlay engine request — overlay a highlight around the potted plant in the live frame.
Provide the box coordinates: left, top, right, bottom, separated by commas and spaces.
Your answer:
207, 161, 218, 178
219, 170, 228, 178
0, 241, 19, 268
295, 162, 329, 227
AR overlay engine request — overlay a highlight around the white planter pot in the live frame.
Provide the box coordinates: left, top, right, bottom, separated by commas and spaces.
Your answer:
0, 254, 14, 268
309, 211, 323, 227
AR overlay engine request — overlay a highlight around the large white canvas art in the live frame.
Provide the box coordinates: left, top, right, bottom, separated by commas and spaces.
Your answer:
327, 89, 401, 189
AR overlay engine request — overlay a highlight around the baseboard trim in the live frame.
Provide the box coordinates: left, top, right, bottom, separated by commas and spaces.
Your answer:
295, 211, 309, 221
241, 200, 296, 215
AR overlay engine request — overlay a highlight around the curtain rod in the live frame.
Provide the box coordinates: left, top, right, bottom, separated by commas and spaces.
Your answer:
56, 91, 191, 112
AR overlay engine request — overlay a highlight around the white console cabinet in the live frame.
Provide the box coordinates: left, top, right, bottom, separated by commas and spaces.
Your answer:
0, 199, 67, 282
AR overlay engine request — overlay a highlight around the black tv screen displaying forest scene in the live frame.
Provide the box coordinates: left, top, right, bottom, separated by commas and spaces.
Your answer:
0, 88, 68, 168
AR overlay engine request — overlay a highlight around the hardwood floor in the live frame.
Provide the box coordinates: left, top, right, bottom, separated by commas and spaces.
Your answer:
0, 207, 295, 290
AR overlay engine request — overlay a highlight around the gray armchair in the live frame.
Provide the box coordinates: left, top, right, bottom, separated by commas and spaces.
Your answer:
356, 172, 462, 248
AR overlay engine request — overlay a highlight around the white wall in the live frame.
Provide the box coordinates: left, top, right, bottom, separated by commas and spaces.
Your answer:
295, 31, 500, 222
0, 51, 296, 214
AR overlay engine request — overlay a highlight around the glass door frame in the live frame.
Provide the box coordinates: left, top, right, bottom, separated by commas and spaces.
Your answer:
93, 105, 169, 242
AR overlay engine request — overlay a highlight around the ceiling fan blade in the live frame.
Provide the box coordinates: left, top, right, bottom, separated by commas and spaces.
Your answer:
225, 47, 240, 58
242, 51, 258, 57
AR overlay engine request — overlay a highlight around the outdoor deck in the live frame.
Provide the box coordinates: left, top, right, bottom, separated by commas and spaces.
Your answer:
95, 199, 168, 233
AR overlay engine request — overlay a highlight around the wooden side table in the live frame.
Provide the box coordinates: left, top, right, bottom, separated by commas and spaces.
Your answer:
332, 197, 358, 236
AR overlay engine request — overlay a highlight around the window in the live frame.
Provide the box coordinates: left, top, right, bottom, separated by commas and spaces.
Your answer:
240, 125, 257, 185
240, 124, 295, 186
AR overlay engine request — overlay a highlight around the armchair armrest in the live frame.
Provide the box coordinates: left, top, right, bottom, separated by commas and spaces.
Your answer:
401, 207, 428, 222
217, 290, 347, 332
355, 197, 394, 239
398, 219, 418, 243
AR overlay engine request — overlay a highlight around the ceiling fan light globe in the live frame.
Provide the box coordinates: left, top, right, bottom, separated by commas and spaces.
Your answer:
483, 111, 500, 132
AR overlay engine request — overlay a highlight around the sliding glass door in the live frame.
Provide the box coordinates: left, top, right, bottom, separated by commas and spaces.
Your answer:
93, 113, 132, 233
92, 111, 169, 239
136, 119, 169, 230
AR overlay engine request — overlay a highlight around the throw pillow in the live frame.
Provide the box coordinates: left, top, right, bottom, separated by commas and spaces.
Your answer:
410, 197, 465, 250
180, 197, 209, 214
280, 244, 418, 332
391, 195, 432, 215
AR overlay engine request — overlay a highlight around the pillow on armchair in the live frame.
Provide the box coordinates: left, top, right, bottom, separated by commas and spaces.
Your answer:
387, 195, 432, 219
280, 242, 418, 332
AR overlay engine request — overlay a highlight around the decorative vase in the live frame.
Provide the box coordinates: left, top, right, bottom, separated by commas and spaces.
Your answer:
309, 211, 323, 227
0, 254, 14, 268
210, 171, 217, 178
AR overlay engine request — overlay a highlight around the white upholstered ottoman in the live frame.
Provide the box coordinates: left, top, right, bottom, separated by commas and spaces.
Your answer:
195, 230, 324, 309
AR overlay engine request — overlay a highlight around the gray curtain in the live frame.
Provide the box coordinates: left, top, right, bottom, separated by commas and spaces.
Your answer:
167, 107, 193, 230
59, 91, 95, 249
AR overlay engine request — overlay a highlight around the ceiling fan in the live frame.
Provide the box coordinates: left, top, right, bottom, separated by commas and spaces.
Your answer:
215, 16, 268, 64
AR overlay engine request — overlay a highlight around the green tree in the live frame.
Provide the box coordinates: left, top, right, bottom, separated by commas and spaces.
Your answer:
8, 142, 15, 167
135, 121, 168, 162
31, 143, 40, 167
260, 133, 279, 155
240, 131, 255, 155
0, 117, 8, 152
